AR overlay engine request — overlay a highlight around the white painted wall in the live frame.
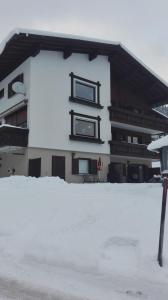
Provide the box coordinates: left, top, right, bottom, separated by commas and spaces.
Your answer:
0, 58, 31, 117
29, 51, 111, 154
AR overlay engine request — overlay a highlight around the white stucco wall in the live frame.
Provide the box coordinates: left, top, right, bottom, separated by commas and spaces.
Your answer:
0, 58, 31, 117
29, 51, 111, 154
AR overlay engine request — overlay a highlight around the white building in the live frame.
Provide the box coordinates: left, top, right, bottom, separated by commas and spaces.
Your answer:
0, 29, 167, 182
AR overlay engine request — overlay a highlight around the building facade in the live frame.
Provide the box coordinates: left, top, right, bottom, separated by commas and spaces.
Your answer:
0, 30, 167, 182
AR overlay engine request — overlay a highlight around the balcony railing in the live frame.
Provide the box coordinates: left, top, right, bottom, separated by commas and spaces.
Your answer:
0, 125, 29, 148
109, 140, 158, 159
109, 106, 168, 132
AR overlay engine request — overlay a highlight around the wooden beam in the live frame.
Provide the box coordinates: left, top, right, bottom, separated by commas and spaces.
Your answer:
31, 48, 40, 57
89, 52, 98, 61
63, 49, 72, 59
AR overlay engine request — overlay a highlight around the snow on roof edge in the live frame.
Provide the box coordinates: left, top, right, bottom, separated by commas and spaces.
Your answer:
0, 124, 28, 130
148, 135, 168, 151
0, 27, 120, 56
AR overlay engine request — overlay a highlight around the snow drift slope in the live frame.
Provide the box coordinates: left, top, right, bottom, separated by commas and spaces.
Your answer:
0, 176, 168, 299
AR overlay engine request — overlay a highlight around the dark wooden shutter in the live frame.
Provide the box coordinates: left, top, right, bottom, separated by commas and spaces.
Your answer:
72, 159, 79, 174
90, 159, 97, 175
28, 158, 41, 177
52, 156, 65, 179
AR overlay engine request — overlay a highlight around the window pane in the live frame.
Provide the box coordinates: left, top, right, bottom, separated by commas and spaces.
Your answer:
75, 119, 95, 137
128, 136, 132, 143
75, 81, 95, 102
133, 137, 138, 144
79, 160, 89, 174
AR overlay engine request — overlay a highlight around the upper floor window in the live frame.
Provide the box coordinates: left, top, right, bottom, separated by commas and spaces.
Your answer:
8, 73, 24, 99
0, 89, 4, 100
75, 81, 96, 102
75, 118, 96, 138
69, 73, 103, 109
69, 110, 104, 144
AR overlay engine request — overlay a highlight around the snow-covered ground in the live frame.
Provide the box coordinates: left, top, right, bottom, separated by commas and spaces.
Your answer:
0, 176, 168, 299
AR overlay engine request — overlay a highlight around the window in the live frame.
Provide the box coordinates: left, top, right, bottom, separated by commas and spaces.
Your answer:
5, 107, 27, 128
0, 89, 4, 100
75, 81, 96, 102
72, 158, 97, 175
69, 110, 104, 144
127, 136, 132, 143
69, 73, 103, 108
133, 137, 138, 144
79, 159, 89, 174
75, 118, 96, 138
8, 73, 24, 98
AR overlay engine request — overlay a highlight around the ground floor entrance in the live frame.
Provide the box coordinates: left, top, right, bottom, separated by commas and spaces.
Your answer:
108, 160, 156, 183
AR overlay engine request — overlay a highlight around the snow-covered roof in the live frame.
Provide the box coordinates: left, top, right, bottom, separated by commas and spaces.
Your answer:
148, 135, 168, 151
0, 28, 168, 88
0, 28, 168, 106
0, 28, 119, 56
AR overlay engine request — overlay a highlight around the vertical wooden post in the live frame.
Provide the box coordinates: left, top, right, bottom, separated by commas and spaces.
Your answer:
158, 176, 168, 267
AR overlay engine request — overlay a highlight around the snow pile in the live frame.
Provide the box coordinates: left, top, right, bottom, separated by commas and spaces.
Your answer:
0, 177, 168, 299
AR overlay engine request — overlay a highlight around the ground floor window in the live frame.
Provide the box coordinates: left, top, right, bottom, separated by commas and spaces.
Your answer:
72, 157, 97, 175
78, 159, 89, 174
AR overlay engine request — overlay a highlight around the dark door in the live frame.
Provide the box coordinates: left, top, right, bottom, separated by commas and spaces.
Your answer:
127, 164, 146, 183
28, 158, 41, 177
52, 156, 65, 180
108, 162, 126, 183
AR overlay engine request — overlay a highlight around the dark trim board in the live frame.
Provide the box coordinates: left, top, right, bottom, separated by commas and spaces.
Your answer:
69, 135, 104, 144
69, 110, 101, 120
69, 72, 101, 86
69, 97, 103, 108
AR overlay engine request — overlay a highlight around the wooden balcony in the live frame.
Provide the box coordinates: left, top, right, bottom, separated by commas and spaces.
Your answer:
0, 125, 28, 148
109, 106, 168, 132
109, 140, 158, 159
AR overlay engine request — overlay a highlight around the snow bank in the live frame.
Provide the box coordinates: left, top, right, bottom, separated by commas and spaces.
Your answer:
0, 177, 167, 299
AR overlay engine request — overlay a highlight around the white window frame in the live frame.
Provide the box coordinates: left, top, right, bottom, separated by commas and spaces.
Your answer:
74, 79, 97, 103
74, 117, 97, 138
78, 159, 90, 175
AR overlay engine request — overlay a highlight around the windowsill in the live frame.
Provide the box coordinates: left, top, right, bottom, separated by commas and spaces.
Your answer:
69, 97, 104, 109
69, 134, 104, 144
78, 173, 90, 175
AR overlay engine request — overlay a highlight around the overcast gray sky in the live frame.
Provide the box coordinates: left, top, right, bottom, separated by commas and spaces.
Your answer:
0, 0, 168, 82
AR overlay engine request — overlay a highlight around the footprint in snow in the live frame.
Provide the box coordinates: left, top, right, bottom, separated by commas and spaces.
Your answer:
100, 236, 139, 274
125, 290, 147, 298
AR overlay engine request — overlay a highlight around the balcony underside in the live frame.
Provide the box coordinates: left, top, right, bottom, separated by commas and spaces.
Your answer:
0, 126, 28, 150
109, 106, 168, 133
109, 140, 158, 159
